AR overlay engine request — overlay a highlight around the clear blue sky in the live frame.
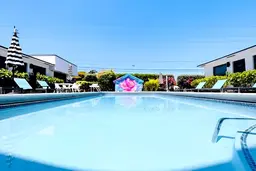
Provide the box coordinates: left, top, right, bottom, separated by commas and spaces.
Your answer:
1, 0, 256, 75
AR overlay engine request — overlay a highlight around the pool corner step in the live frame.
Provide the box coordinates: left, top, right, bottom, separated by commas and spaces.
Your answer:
232, 125, 256, 171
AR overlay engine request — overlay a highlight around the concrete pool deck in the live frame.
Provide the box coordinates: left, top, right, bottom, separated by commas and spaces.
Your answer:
0, 92, 256, 104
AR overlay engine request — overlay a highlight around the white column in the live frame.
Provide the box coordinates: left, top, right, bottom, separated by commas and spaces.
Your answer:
26, 63, 30, 73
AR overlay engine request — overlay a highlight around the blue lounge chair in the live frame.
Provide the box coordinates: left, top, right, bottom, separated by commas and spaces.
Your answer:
200, 79, 227, 92
37, 80, 51, 93
196, 82, 206, 89
14, 78, 33, 90
211, 79, 227, 90
184, 81, 206, 92
37, 80, 50, 89
12, 78, 33, 93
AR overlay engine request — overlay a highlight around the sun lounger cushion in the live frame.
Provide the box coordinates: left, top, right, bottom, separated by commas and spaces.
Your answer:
211, 79, 227, 89
14, 78, 32, 90
37, 80, 49, 89
195, 82, 206, 89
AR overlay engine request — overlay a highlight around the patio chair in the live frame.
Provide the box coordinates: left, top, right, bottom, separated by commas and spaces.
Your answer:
62, 84, 72, 92
13, 78, 33, 93
54, 83, 63, 93
200, 79, 227, 92
183, 81, 206, 92
223, 82, 256, 93
36, 80, 51, 93
89, 84, 101, 92
72, 83, 81, 92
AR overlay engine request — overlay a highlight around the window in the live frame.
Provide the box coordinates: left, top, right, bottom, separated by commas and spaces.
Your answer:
32, 64, 46, 75
0, 56, 6, 69
254, 55, 256, 69
54, 71, 66, 82
213, 64, 227, 76
233, 59, 245, 73
16, 63, 27, 73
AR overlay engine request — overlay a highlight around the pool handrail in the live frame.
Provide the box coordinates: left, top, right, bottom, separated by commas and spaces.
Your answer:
212, 117, 256, 143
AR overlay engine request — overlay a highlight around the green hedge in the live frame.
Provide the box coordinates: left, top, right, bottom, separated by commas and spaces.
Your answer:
177, 75, 205, 89
191, 76, 227, 88
36, 73, 64, 83
191, 70, 256, 88
227, 70, 256, 87
97, 70, 116, 91
144, 79, 159, 91
76, 81, 96, 91
0, 68, 29, 79
84, 74, 98, 82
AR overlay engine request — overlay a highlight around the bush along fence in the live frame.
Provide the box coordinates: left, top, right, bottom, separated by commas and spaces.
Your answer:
74, 70, 180, 91
191, 70, 256, 88
177, 75, 205, 89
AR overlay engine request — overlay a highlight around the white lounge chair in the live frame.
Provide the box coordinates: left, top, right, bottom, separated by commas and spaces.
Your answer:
62, 84, 72, 92
54, 83, 63, 93
72, 83, 81, 92
89, 84, 101, 92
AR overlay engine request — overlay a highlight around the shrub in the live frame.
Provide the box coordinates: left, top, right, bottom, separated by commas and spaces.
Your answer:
97, 70, 116, 91
132, 74, 159, 82
227, 70, 256, 87
0, 69, 28, 79
115, 73, 125, 79
190, 70, 256, 88
144, 79, 159, 91
84, 74, 98, 82
78, 71, 86, 79
36, 73, 64, 83
76, 81, 96, 91
177, 75, 205, 89
36, 73, 47, 81
88, 70, 97, 74
47, 77, 64, 83
0, 68, 12, 78
14, 72, 29, 79
73, 76, 82, 81
159, 76, 177, 91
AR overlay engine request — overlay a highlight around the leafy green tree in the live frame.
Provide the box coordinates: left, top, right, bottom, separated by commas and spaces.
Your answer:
97, 70, 116, 91
88, 70, 97, 74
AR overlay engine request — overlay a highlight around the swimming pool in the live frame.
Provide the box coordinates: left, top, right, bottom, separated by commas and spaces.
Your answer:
0, 93, 255, 171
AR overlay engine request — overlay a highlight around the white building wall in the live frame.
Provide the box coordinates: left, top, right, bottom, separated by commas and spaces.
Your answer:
32, 55, 56, 65
54, 56, 77, 76
33, 55, 78, 76
202, 46, 256, 76
22, 56, 54, 77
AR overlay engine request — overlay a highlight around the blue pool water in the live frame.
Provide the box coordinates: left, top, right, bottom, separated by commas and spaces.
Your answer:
0, 94, 255, 171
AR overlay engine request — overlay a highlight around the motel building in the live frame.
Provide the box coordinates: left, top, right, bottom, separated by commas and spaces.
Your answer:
198, 45, 256, 76
0, 45, 77, 82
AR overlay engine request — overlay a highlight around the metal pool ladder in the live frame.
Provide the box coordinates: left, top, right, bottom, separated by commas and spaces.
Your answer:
212, 117, 256, 143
